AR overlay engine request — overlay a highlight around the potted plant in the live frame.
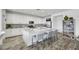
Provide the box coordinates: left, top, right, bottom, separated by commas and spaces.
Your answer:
69, 17, 73, 23
6, 24, 12, 29
69, 17, 73, 20
64, 16, 68, 21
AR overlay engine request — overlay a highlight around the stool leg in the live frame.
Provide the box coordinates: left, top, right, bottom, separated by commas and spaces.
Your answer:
42, 39, 45, 49
56, 31, 58, 40
47, 38, 50, 47
36, 41, 39, 50
50, 37, 53, 48
32, 38, 33, 48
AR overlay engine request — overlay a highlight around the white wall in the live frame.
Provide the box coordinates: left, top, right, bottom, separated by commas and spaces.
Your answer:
0, 9, 6, 32
52, 10, 79, 37
0, 10, 2, 32
6, 12, 45, 24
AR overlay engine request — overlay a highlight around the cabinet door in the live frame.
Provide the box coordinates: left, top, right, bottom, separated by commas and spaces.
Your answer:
6, 29, 12, 37
6, 28, 23, 37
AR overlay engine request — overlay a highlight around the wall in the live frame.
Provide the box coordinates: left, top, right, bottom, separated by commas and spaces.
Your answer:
0, 9, 3, 32
0, 9, 2, 32
0, 9, 6, 32
52, 10, 79, 37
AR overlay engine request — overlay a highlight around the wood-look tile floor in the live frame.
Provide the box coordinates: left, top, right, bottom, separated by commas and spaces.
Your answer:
1, 33, 79, 50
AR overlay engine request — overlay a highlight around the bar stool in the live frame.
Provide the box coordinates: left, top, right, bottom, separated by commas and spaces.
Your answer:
47, 31, 52, 46
47, 30, 57, 48
51, 31, 56, 48
31, 33, 39, 49
31, 35, 36, 49
42, 32, 48, 49
36, 33, 43, 50
55, 30, 58, 41
53, 30, 58, 42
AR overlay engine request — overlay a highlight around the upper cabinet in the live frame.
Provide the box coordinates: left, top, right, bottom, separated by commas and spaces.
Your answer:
6, 13, 28, 24
6, 12, 45, 24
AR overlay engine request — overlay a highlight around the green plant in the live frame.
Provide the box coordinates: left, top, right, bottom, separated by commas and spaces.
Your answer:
6, 24, 12, 29
64, 16, 68, 21
69, 17, 73, 20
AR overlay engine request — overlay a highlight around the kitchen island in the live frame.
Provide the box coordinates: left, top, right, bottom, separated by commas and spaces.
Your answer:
22, 27, 57, 46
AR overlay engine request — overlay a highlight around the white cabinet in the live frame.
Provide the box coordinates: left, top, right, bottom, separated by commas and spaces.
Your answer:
6, 13, 28, 24
6, 28, 24, 37
6, 12, 45, 24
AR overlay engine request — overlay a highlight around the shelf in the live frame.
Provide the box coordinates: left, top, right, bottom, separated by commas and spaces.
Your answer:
63, 19, 74, 36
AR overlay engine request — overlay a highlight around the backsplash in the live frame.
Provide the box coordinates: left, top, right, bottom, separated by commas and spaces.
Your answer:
6, 24, 47, 29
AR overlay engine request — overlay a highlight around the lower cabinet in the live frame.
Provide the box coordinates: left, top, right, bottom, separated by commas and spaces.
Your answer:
6, 28, 23, 37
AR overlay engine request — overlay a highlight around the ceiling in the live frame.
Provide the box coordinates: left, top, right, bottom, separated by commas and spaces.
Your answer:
7, 9, 70, 17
